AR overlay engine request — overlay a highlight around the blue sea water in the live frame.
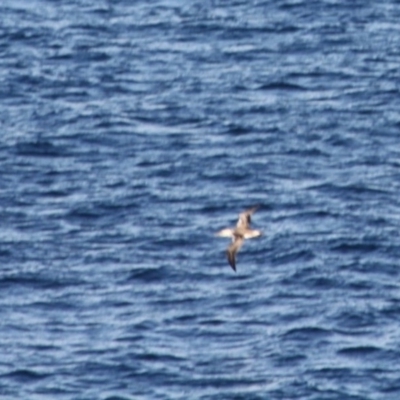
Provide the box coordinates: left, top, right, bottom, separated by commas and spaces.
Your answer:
2, 0, 400, 399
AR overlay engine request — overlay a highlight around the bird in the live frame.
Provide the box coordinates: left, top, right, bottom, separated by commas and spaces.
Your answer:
216, 206, 262, 271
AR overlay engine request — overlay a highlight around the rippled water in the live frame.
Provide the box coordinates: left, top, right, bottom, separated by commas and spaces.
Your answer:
2, 1, 400, 399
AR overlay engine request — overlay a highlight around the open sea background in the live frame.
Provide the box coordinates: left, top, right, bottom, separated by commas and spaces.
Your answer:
2, 0, 400, 399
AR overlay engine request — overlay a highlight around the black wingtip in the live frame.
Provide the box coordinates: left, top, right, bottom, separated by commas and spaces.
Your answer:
226, 251, 236, 272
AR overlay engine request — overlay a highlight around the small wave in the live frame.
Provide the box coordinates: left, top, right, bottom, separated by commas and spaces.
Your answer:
104, 396, 134, 400
330, 242, 379, 254
0, 274, 85, 290
135, 352, 185, 363
66, 206, 102, 220
271, 249, 315, 266
3, 369, 49, 382
127, 267, 166, 282
308, 182, 389, 197
272, 353, 307, 367
283, 326, 332, 340
337, 346, 381, 357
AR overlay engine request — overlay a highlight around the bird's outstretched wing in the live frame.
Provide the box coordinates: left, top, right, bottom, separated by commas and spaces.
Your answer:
236, 206, 259, 229
226, 236, 244, 272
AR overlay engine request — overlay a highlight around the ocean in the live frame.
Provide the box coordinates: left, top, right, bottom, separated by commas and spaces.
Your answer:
2, 0, 400, 399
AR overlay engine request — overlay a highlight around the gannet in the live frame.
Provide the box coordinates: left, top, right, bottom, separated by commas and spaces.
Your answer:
216, 206, 262, 272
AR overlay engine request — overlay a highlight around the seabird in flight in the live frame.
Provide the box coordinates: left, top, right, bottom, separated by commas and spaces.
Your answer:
216, 206, 262, 272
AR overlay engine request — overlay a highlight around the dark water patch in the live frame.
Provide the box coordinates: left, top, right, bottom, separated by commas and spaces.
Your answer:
334, 310, 377, 330
135, 352, 185, 363
150, 236, 194, 248
202, 392, 267, 400
304, 275, 340, 289
15, 141, 70, 157
312, 367, 353, 379
345, 279, 375, 292
310, 182, 389, 198
27, 344, 60, 352
330, 238, 380, 255
258, 81, 306, 91
3, 369, 49, 383
151, 293, 208, 308
381, 301, 400, 319
115, 335, 144, 344
66, 206, 102, 221
0, 274, 85, 290
127, 267, 166, 283
73, 361, 136, 383
272, 353, 307, 367
0, 248, 12, 257
199, 318, 227, 327
282, 326, 332, 341
271, 249, 316, 267
104, 396, 134, 400
103, 299, 133, 308
29, 300, 78, 311
167, 313, 199, 324
186, 375, 267, 390
95, 199, 140, 214
286, 146, 327, 157
337, 345, 382, 357
276, 208, 339, 221
223, 123, 252, 136
39, 189, 71, 198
